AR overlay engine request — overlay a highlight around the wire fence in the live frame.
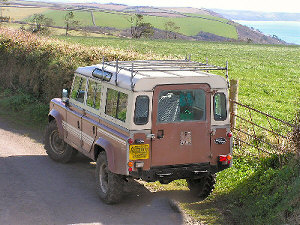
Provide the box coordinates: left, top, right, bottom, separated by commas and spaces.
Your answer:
230, 100, 298, 157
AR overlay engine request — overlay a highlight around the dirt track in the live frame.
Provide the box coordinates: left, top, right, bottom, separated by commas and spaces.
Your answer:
0, 117, 200, 225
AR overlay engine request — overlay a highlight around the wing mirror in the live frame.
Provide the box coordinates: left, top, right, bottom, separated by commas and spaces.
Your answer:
62, 89, 69, 105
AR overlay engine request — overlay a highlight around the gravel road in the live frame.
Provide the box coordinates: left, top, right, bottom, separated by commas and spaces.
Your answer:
0, 117, 186, 225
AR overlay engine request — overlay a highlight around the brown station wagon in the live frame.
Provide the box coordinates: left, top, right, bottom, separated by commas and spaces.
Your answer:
44, 59, 233, 204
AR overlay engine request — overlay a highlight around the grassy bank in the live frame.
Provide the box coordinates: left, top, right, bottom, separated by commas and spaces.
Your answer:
189, 155, 299, 224
0, 88, 49, 129
142, 153, 300, 224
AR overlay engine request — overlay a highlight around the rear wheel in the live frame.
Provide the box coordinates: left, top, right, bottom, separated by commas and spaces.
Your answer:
95, 152, 124, 204
186, 173, 215, 199
44, 120, 76, 163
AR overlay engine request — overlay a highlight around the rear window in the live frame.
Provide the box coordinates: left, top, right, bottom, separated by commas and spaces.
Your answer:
134, 96, 149, 125
157, 89, 206, 123
214, 93, 227, 121
105, 88, 128, 122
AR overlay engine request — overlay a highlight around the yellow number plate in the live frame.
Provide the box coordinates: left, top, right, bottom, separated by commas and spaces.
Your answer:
129, 144, 149, 160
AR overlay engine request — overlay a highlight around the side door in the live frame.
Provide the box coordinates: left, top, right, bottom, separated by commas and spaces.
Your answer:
65, 75, 87, 148
151, 84, 211, 167
81, 79, 102, 152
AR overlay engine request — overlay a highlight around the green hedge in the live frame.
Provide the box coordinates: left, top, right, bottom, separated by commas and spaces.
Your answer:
0, 28, 158, 102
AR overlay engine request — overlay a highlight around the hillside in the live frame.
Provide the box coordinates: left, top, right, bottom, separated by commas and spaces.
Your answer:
2, 0, 287, 44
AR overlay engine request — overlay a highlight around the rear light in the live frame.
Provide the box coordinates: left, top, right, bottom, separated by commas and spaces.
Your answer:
219, 155, 227, 162
128, 161, 134, 172
227, 132, 233, 138
219, 154, 232, 164
128, 138, 134, 145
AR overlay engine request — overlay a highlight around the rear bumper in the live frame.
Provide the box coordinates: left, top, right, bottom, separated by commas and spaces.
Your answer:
130, 162, 229, 183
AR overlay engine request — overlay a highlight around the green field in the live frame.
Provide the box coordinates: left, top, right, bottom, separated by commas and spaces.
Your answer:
142, 14, 237, 38
57, 35, 300, 123
2, 6, 48, 21
26, 9, 238, 39
184, 13, 230, 23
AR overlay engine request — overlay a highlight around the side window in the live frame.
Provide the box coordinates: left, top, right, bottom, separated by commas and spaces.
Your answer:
70, 75, 87, 103
86, 80, 101, 110
134, 96, 149, 125
106, 88, 128, 122
214, 93, 227, 121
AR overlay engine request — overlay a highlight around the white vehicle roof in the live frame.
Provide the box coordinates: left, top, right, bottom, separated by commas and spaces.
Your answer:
75, 60, 229, 91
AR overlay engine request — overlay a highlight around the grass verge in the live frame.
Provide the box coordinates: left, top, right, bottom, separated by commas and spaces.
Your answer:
144, 154, 300, 225
0, 88, 49, 129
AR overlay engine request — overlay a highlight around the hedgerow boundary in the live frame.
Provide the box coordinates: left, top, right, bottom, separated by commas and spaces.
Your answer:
0, 28, 164, 103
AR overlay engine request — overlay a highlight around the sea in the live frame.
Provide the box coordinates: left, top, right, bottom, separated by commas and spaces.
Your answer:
235, 20, 300, 45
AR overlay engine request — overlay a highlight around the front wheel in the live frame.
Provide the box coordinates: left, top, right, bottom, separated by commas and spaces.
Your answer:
95, 152, 124, 204
186, 173, 216, 199
44, 120, 76, 163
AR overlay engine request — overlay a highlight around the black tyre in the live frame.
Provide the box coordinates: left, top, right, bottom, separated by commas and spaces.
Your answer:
95, 152, 124, 204
186, 173, 216, 199
44, 120, 76, 163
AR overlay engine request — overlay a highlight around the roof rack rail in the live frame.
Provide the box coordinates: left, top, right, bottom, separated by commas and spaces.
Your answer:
101, 57, 229, 90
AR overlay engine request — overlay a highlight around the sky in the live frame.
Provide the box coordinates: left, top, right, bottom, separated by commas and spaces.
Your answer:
42, 0, 300, 13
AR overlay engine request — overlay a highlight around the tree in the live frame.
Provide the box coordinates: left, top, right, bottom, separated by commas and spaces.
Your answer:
164, 21, 180, 39
128, 14, 154, 38
29, 14, 53, 35
64, 11, 80, 36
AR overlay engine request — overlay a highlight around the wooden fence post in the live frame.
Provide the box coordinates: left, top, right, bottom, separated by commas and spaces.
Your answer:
229, 79, 239, 130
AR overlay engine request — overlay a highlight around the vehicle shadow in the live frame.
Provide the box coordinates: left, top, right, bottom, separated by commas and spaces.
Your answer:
0, 155, 187, 225
0, 116, 44, 144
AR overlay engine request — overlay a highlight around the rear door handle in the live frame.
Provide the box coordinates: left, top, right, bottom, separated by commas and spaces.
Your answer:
157, 130, 164, 139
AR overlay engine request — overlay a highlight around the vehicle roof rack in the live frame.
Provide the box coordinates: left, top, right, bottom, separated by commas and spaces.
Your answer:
100, 57, 229, 90
105, 59, 227, 72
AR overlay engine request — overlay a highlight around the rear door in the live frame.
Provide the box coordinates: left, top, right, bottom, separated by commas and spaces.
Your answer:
151, 84, 211, 166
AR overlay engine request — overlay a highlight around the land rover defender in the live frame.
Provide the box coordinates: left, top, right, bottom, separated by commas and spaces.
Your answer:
44, 59, 232, 204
